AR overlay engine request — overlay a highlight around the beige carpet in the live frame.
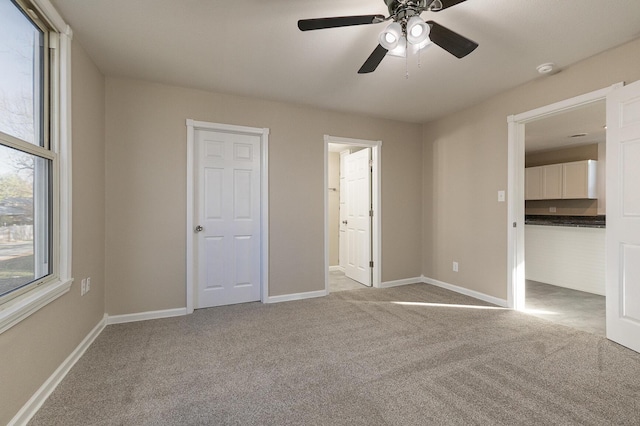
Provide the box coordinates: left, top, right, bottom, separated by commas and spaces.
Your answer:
29, 283, 640, 425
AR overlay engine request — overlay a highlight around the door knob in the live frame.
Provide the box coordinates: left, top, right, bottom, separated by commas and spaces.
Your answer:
195, 225, 204, 232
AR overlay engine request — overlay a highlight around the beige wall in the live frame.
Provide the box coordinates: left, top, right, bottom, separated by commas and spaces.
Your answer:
422, 37, 640, 301
525, 144, 600, 216
525, 144, 598, 167
0, 41, 106, 424
328, 151, 340, 266
105, 78, 423, 314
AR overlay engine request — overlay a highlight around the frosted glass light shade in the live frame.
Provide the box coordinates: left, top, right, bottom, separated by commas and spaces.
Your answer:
387, 36, 407, 58
406, 16, 430, 45
379, 22, 403, 50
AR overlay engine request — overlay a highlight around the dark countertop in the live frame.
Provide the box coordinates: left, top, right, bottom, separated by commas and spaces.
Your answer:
525, 215, 606, 228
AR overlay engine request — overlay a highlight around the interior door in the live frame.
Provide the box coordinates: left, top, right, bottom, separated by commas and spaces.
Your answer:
345, 148, 372, 286
606, 80, 640, 353
338, 149, 349, 270
195, 129, 261, 308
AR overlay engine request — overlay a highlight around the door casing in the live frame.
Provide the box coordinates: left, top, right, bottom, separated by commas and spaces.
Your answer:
324, 135, 382, 293
186, 119, 269, 313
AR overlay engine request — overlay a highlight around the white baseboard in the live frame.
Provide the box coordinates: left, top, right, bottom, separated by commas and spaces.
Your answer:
106, 307, 187, 325
421, 276, 508, 308
9, 314, 107, 426
266, 289, 328, 304
329, 265, 344, 272
379, 277, 422, 288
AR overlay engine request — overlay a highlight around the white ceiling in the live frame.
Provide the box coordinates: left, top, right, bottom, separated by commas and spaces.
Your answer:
49, 0, 640, 124
525, 100, 606, 153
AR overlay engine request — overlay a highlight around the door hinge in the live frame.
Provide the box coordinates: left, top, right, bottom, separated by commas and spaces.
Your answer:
369, 159, 373, 167
369, 261, 374, 268
369, 209, 373, 217
513, 222, 517, 228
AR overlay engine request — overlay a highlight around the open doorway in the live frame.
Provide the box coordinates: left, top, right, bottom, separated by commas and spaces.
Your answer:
507, 84, 622, 335
523, 101, 606, 335
324, 135, 381, 294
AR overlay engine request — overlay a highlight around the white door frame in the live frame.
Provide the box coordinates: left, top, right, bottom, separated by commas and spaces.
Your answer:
506, 83, 622, 310
186, 119, 269, 313
324, 135, 382, 292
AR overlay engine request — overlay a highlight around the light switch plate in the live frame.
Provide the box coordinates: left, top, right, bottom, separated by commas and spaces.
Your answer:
498, 190, 505, 202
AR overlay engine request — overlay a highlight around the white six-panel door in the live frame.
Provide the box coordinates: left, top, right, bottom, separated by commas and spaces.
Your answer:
345, 148, 372, 286
339, 150, 349, 271
195, 129, 261, 308
606, 80, 640, 353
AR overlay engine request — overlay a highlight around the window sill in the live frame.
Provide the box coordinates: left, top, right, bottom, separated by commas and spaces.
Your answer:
0, 278, 73, 335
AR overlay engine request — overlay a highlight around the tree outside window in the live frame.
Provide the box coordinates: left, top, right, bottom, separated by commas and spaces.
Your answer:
0, 0, 52, 301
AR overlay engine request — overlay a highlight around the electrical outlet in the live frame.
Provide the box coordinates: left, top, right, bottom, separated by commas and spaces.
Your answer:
453, 261, 459, 272
549, 206, 557, 213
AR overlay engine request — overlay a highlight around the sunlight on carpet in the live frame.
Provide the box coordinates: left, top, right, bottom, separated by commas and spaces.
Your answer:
391, 301, 508, 310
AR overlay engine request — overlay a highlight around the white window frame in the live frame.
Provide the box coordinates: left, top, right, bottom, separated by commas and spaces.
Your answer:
0, 0, 73, 334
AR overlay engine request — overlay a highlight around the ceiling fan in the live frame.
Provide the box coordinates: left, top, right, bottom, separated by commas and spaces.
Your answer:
298, 0, 478, 74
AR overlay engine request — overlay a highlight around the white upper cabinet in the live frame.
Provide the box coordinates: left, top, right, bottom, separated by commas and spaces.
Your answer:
543, 163, 564, 199
563, 160, 598, 199
525, 160, 597, 200
525, 166, 543, 200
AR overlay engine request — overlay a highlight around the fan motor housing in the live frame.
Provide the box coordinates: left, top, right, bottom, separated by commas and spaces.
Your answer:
385, 0, 431, 20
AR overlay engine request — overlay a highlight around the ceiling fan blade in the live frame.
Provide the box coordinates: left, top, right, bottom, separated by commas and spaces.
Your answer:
358, 44, 388, 74
433, 0, 468, 11
426, 20, 478, 58
298, 15, 385, 31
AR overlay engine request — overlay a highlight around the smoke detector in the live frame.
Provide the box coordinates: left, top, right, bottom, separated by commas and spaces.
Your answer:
536, 62, 558, 75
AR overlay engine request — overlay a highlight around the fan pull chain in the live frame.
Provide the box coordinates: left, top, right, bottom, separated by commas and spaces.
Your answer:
418, 46, 422, 68
405, 39, 409, 79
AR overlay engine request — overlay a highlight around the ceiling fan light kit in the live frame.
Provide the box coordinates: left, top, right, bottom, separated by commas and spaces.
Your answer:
298, 0, 478, 74
387, 37, 408, 58
406, 15, 430, 44
379, 22, 403, 50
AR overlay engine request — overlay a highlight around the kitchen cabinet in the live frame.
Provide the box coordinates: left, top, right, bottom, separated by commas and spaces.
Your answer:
563, 160, 598, 199
525, 163, 562, 200
525, 166, 543, 200
525, 160, 597, 200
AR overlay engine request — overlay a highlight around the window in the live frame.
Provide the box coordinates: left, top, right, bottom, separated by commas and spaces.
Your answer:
0, 0, 72, 332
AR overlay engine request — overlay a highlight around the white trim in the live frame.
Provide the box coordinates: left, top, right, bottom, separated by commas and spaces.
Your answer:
57, 25, 73, 285
379, 277, 422, 288
106, 308, 187, 325
186, 121, 194, 313
506, 83, 623, 310
0, 279, 72, 334
265, 289, 328, 304
185, 120, 269, 311
31, 0, 72, 35
422, 276, 508, 307
328, 265, 344, 272
8, 314, 106, 426
261, 130, 270, 304
324, 135, 382, 294
506, 116, 524, 310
